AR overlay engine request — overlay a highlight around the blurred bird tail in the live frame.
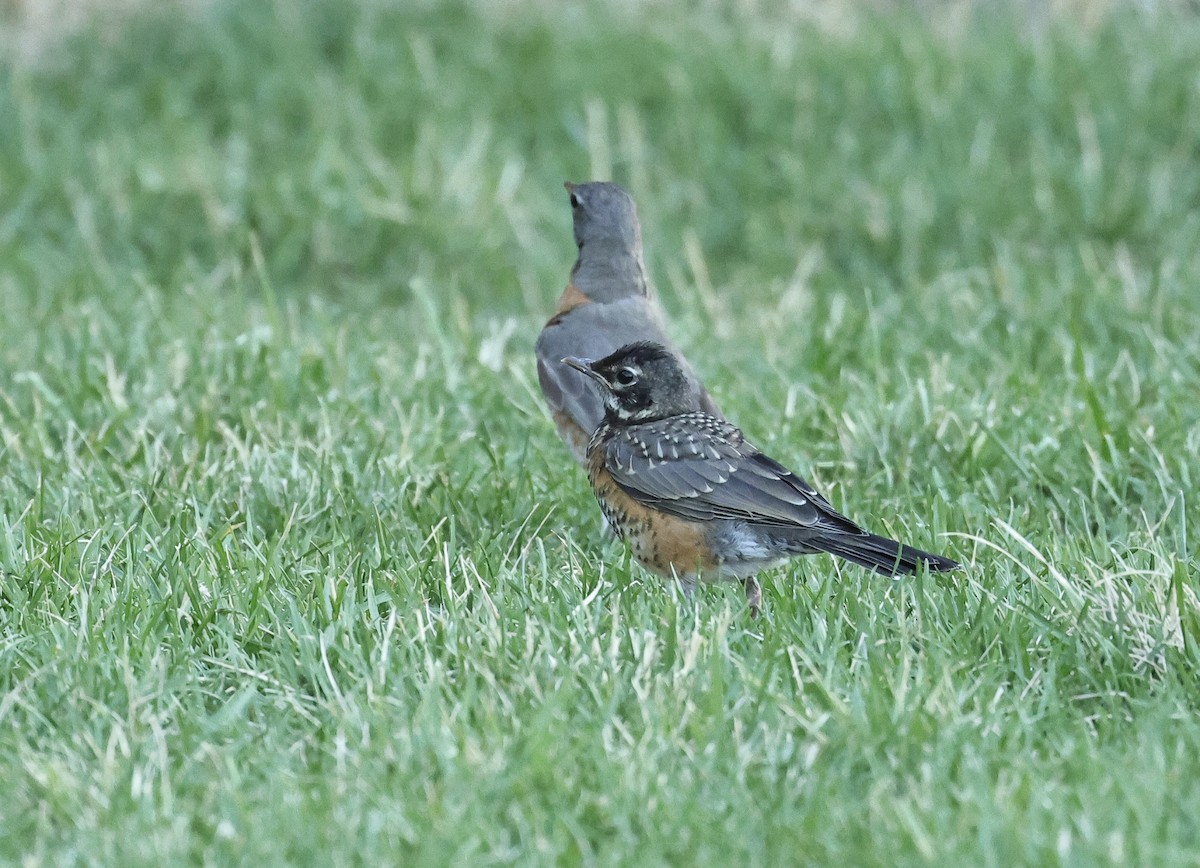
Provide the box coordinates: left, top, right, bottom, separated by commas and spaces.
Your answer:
819, 531, 959, 576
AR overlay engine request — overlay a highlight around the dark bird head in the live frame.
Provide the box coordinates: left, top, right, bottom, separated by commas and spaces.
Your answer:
564, 181, 643, 255
562, 342, 699, 424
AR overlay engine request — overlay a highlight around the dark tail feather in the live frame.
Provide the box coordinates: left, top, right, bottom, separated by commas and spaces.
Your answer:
818, 531, 959, 576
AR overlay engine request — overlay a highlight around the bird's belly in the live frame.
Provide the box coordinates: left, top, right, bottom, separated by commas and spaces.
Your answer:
707, 522, 789, 577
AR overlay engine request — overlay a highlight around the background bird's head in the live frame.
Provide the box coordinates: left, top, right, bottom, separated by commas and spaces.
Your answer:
564, 181, 643, 253
562, 342, 698, 424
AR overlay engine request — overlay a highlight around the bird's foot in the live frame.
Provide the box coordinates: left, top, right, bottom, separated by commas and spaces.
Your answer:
743, 578, 762, 619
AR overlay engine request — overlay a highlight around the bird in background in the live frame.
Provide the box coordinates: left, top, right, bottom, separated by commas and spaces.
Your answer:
536, 181, 721, 467
563, 341, 959, 616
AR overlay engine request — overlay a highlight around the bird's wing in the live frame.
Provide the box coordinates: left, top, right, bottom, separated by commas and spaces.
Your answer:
603, 413, 849, 529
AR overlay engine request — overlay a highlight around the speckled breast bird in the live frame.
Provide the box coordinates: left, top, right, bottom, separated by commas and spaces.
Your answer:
536, 181, 721, 466
562, 342, 959, 615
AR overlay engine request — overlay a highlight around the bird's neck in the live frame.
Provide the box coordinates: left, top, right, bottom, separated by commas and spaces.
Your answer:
586, 419, 614, 458
601, 405, 685, 428
571, 240, 650, 303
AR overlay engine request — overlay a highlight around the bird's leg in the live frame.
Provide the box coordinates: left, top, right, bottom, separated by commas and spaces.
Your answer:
679, 576, 697, 601
742, 578, 762, 619
667, 573, 697, 608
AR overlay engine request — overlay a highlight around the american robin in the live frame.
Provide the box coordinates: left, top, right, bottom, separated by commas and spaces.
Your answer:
562, 341, 959, 616
535, 181, 721, 467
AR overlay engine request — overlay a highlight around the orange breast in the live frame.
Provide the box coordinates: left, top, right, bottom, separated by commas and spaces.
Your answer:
552, 408, 592, 465
586, 448, 716, 580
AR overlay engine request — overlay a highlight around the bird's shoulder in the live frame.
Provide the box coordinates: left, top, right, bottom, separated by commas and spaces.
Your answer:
601, 413, 832, 528
609, 413, 747, 464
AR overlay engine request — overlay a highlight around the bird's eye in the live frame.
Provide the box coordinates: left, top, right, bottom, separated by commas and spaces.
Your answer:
569, 192, 582, 208
615, 367, 638, 386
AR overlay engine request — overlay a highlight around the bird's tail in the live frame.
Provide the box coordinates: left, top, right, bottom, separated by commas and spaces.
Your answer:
817, 530, 959, 576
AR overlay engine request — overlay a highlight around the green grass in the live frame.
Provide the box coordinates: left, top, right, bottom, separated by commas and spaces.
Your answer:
2, 0, 1200, 863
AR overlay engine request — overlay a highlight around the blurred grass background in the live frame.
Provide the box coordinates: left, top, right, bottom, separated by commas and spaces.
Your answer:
1, 0, 1199, 864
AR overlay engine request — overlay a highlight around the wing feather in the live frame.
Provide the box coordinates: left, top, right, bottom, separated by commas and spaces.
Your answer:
604, 414, 824, 528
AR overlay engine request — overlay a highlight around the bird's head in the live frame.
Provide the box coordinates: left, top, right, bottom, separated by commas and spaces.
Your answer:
563, 181, 643, 253
562, 341, 698, 424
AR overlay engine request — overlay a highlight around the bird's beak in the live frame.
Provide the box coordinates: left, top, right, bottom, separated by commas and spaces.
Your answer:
563, 181, 577, 193
561, 356, 605, 385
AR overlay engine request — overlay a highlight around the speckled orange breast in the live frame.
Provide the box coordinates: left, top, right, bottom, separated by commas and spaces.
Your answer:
586, 447, 717, 580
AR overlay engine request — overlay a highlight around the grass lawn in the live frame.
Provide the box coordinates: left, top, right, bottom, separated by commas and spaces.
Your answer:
2, 0, 1200, 863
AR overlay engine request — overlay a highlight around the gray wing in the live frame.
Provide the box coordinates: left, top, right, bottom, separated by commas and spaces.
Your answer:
603, 414, 849, 529
535, 297, 722, 437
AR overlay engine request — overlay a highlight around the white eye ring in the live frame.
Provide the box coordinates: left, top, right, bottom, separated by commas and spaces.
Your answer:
615, 368, 637, 386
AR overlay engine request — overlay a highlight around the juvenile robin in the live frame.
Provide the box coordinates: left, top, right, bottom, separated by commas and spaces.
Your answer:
536, 181, 721, 466
562, 341, 959, 615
